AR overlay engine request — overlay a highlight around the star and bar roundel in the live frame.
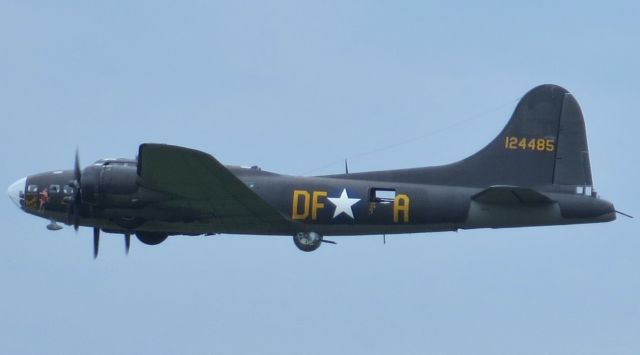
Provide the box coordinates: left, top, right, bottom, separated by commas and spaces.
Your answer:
290, 188, 410, 223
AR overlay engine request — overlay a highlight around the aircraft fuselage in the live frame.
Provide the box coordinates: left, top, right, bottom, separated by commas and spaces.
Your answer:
12, 164, 615, 238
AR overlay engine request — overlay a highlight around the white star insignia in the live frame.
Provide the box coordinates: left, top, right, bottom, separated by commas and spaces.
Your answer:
327, 188, 360, 219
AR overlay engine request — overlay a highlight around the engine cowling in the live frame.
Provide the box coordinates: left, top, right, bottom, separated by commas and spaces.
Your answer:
80, 162, 138, 205
293, 232, 323, 252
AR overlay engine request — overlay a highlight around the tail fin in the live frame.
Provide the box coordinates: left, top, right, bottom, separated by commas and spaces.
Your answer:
335, 84, 594, 189
447, 84, 593, 187
417, 84, 593, 187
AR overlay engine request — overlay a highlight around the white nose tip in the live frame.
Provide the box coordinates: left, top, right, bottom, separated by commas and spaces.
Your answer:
8, 177, 26, 208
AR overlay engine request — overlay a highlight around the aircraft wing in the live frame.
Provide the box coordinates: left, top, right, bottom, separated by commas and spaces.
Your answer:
471, 186, 553, 205
137, 143, 289, 225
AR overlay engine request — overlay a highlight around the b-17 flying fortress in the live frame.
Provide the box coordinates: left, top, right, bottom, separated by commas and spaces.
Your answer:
8, 85, 619, 257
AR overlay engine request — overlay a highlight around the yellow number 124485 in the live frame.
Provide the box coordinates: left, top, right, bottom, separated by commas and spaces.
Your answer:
504, 136, 555, 152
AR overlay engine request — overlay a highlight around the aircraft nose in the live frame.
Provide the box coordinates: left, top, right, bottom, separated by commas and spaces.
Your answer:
8, 177, 26, 208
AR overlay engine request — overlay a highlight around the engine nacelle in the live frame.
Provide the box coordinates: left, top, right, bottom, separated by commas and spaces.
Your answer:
293, 232, 323, 252
80, 161, 138, 205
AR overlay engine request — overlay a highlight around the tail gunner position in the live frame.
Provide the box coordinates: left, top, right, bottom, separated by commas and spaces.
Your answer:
8, 85, 620, 257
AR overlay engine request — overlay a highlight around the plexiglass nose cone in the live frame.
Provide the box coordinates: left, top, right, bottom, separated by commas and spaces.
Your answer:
8, 177, 26, 208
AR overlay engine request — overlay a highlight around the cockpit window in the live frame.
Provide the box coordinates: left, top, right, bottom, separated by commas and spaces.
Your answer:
49, 185, 60, 193
63, 185, 75, 194
27, 185, 38, 193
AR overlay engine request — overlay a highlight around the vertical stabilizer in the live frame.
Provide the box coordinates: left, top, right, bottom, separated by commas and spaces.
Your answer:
334, 84, 596, 189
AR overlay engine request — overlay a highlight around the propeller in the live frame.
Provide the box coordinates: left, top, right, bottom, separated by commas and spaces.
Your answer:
65, 149, 132, 258
65, 149, 100, 259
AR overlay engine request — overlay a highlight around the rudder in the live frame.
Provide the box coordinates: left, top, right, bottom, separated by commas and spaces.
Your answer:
553, 92, 593, 186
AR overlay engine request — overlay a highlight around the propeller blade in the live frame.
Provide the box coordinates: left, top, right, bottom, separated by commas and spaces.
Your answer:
70, 148, 82, 231
74, 148, 81, 182
73, 205, 80, 231
125, 234, 131, 255
93, 227, 100, 259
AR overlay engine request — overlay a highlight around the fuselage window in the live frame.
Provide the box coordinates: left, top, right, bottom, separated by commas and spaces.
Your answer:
49, 185, 60, 193
370, 188, 396, 204
27, 185, 38, 193
63, 185, 75, 194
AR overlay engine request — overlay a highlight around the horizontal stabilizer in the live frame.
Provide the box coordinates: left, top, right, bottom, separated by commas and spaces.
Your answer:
472, 186, 553, 205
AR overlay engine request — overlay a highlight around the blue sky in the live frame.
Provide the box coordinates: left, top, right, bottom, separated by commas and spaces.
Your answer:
1, 1, 638, 354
